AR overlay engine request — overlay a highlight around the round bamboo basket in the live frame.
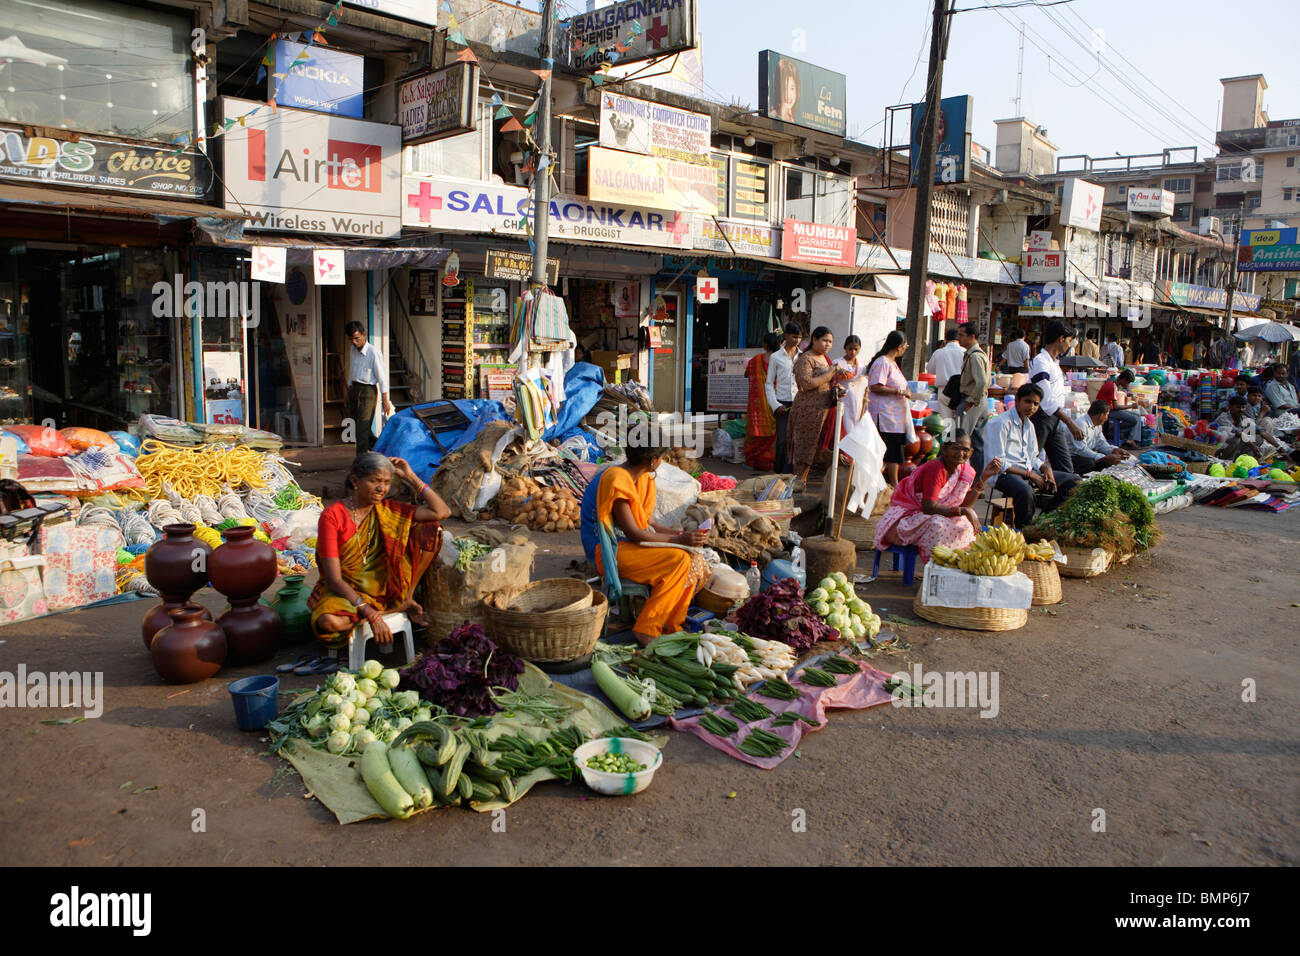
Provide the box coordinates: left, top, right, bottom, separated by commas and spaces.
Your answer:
912, 597, 1027, 631
1057, 544, 1112, 578
484, 590, 607, 663
498, 578, 593, 614
1017, 559, 1062, 605
426, 600, 488, 643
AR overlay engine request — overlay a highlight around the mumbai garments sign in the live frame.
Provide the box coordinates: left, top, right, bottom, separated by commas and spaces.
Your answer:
758, 51, 847, 137
220, 97, 402, 237
780, 218, 854, 268
0, 124, 208, 198
565, 0, 697, 72
402, 175, 695, 249
588, 145, 717, 215
598, 92, 710, 164
398, 64, 479, 144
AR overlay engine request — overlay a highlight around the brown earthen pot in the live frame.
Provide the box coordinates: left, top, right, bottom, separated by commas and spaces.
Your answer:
217, 602, 283, 666
150, 604, 227, 684
207, 526, 277, 601
142, 523, 212, 649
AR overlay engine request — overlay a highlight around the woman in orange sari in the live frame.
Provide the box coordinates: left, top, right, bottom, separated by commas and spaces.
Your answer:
310, 452, 451, 649
743, 332, 781, 471
580, 442, 709, 646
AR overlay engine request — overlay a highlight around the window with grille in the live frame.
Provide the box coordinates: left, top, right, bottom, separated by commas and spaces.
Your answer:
1164, 177, 1192, 194
929, 190, 970, 256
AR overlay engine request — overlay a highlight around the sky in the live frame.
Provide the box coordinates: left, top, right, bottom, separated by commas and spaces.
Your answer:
677, 0, 1300, 162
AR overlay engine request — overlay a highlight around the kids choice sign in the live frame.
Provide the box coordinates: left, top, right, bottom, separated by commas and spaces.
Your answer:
220, 97, 401, 237
0, 124, 208, 197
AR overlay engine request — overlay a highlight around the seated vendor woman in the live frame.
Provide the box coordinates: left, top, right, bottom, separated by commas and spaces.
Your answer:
310, 452, 452, 649
873, 429, 1002, 564
580, 442, 710, 647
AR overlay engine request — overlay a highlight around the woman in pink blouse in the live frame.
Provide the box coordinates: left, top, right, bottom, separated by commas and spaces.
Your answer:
867, 330, 921, 487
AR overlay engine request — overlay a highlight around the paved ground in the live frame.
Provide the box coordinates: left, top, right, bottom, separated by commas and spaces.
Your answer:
0, 489, 1296, 866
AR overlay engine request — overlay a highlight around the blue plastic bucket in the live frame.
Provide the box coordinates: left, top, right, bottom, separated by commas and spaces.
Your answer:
228, 675, 280, 731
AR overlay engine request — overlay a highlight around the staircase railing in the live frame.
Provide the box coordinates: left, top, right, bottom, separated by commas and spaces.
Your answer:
389, 284, 432, 406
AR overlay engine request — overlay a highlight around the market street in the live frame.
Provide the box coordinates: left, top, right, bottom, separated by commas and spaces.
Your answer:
1, 502, 1294, 867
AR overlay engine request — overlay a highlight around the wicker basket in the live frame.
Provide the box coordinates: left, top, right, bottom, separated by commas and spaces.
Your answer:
426, 600, 488, 643
840, 513, 882, 551
483, 590, 608, 663
912, 597, 1028, 631
1158, 432, 1220, 456
1056, 544, 1112, 578
497, 577, 593, 614
1017, 559, 1062, 605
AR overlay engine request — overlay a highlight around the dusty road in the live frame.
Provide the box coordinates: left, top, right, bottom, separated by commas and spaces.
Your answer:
0, 502, 1296, 866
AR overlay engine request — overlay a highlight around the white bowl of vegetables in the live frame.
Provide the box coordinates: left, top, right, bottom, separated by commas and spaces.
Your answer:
573, 737, 662, 796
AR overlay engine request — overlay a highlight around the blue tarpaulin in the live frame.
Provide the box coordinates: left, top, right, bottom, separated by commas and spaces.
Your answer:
541, 362, 606, 461
373, 399, 509, 483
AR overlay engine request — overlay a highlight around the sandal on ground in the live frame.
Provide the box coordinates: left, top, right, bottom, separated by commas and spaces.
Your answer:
276, 653, 315, 673
293, 656, 341, 676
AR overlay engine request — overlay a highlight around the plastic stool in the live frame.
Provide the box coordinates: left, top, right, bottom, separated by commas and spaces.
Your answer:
872, 544, 919, 587
348, 612, 415, 672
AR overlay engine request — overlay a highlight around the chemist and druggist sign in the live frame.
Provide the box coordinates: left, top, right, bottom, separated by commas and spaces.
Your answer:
565, 0, 697, 71
0, 124, 209, 198
402, 175, 695, 249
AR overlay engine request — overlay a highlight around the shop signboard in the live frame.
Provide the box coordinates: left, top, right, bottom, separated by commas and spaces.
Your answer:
1126, 187, 1174, 217
398, 64, 479, 144
780, 218, 854, 268
202, 351, 244, 425
731, 159, 770, 220
1060, 178, 1104, 231
758, 51, 847, 137
221, 97, 402, 238
692, 216, 779, 257
1019, 284, 1064, 317
598, 92, 710, 164
273, 41, 363, 117
485, 248, 558, 284
402, 175, 695, 249
0, 124, 209, 198
588, 146, 717, 215
342, 0, 437, 26
564, 0, 697, 72
1021, 250, 1066, 283
706, 348, 761, 412
909, 94, 973, 186
1242, 227, 1298, 247
1026, 230, 1053, 251
1237, 243, 1300, 272
1160, 280, 1261, 312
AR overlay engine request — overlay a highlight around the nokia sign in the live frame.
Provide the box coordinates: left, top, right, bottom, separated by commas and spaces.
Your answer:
273, 41, 364, 118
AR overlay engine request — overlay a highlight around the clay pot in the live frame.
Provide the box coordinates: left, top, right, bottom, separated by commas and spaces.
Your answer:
268, 574, 313, 645
218, 603, 283, 666
151, 604, 226, 684
142, 599, 212, 651
208, 526, 277, 602
142, 523, 212, 649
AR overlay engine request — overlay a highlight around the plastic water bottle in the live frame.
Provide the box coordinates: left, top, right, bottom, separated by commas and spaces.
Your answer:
746, 561, 762, 597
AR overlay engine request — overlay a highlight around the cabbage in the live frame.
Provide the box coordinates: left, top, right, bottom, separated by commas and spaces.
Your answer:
393, 690, 421, 712
831, 592, 845, 606
849, 599, 868, 617
811, 601, 830, 617
859, 602, 873, 618
359, 660, 383, 681
351, 706, 371, 726
355, 677, 378, 700
374, 687, 393, 701
831, 571, 849, 588
326, 731, 351, 754
330, 673, 356, 695
818, 576, 837, 593
329, 713, 351, 733
808, 587, 829, 604
338, 700, 356, 720
363, 696, 383, 714
304, 714, 329, 739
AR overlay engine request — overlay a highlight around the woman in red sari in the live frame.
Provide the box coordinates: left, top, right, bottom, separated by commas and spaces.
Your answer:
310, 452, 451, 649
743, 332, 781, 471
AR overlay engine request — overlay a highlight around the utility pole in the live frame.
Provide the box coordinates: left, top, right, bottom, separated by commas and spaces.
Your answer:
902, 0, 954, 380
530, 0, 555, 290
1223, 200, 1243, 335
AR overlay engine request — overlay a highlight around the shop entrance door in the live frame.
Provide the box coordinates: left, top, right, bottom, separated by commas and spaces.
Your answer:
320, 284, 351, 446
691, 292, 732, 414
651, 291, 682, 414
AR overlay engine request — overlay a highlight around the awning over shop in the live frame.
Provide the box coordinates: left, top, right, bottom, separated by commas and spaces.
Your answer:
0, 182, 246, 222
199, 234, 451, 271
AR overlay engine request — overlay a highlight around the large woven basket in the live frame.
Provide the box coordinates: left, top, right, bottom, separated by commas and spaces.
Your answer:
912, 597, 1027, 632
1057, 545, 1112, 578
483, 590, 607, 663
841, 485, 892, 551
1158, 432, 1220, 456
427, 600, 487, 643
1018, 559, 1062, 605
497, 577, 593, 614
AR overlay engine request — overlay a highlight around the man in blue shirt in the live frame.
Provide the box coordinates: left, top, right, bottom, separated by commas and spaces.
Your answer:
983, 383, 1081, 528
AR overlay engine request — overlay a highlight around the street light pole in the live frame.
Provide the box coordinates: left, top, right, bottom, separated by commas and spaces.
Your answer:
530, 0, 555, 291
1223, 200, 1244, 335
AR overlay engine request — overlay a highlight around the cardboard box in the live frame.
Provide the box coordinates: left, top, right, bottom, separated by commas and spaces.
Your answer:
590, 350, 632, 375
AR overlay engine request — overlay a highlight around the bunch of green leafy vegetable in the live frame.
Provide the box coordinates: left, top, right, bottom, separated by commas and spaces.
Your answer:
1024, 475, 1158, 552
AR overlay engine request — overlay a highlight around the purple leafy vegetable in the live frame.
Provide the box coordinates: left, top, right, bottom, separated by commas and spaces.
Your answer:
734, 578, 838, 651
399, 622, 525, 716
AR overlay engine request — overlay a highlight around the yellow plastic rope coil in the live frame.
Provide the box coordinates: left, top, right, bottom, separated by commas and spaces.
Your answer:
136, 441, 269, 499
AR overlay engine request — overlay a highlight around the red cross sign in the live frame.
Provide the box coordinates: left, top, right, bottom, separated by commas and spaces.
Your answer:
696, 277, 718, 304
406, 180, 443, 222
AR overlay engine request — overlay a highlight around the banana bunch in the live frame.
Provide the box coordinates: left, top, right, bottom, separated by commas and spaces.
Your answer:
970, 525, 1027, 562
932, 545, 960, 568
956, 550, 1020, 577
1020, 541, 1056, 562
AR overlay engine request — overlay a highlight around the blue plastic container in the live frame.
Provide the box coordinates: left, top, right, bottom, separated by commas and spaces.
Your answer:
228, 675, 280, 731
761, 558, 806, 592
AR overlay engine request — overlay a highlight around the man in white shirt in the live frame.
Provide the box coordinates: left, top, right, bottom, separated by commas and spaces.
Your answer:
983, 383, 1081, 528
346, 321, 393, 456
1001, 328, 1030, 373
1103, 332, 1124, 370
766, 322, 801, 472
1027, 321, 1086, 474
1070, 400, 1129, 474
926, 328, 966, 421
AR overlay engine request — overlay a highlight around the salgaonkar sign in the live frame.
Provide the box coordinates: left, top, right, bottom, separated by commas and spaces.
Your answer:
220, 97, 402, 237
588, 145, 716, 214
0, 125, 209, 198
399, 64, 478, 144
402, 175, 695, 249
